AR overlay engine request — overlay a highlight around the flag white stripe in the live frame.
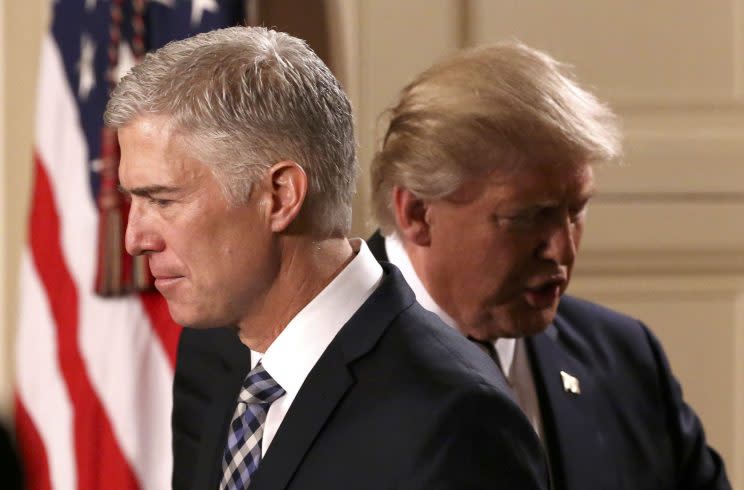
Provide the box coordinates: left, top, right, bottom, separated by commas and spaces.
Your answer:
34, 33, 173, 490
16, 251, 77, 490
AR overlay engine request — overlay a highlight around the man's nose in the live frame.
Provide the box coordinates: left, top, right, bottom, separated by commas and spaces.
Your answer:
537, 216, 577, 265
125, 201, 164, 256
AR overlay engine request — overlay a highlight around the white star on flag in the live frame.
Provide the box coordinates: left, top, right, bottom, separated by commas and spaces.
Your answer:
191, 0, 219, 26
85, 0, 97, 10
90, 158, 104, 172
77, 33, 96, 100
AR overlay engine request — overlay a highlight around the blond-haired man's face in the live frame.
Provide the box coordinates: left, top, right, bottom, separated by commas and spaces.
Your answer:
417, 161, 594, 340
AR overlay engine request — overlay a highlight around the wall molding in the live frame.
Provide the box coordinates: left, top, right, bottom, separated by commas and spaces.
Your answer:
576, 249, 744, 277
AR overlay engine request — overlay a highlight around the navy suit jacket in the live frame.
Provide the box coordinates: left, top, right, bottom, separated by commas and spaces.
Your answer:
367, 231, 731, 490
172, 263, 549, 490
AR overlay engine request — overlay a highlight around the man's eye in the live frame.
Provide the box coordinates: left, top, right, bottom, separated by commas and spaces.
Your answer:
150, 198, 172, 207
494, 208, 542, 229
569, 205, 588, 224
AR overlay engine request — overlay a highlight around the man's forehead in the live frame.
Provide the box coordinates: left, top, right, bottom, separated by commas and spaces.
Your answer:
118, 115, 210, 190
473, 161, 595, 204
119, 113, 175, 139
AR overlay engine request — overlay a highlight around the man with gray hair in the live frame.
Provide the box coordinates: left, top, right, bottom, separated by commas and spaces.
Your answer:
368, 42, 731, 490
106, 27, 549, 490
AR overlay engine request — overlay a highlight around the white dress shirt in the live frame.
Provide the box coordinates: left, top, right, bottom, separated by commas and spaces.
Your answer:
384, 233, 544, 438
249, 238, 383, 456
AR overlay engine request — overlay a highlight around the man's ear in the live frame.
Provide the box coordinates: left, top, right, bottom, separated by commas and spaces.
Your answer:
392, 186, 432, 246
266, 161, 307, 233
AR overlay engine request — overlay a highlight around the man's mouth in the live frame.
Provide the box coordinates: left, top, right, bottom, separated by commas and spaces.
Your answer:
152, 275, 184, 292
523, 277, 566, 308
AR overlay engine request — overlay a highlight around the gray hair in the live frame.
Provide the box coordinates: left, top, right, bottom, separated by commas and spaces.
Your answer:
105, 26, 357, 236
370, 41, 622, 234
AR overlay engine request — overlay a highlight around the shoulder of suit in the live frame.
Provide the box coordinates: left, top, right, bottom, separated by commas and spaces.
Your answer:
552, 294, 657, 359
557, 295, 646, 332
384, 302, 509, 393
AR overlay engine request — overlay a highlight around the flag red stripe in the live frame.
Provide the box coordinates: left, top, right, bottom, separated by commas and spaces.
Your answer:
29, 154, 140, 490
15, 396, 52, 490
139, 292, 181, 368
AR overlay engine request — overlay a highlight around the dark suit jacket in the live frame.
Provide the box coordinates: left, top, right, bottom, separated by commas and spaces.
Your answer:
367, 231, 731, 490
0, 422, 22, 490
172, 263, 549, 490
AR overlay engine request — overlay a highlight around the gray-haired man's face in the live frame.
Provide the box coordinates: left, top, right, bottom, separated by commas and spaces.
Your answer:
118, 114, 277, 330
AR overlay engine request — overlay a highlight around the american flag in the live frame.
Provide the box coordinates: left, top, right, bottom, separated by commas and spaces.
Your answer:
15, 2, 246, 489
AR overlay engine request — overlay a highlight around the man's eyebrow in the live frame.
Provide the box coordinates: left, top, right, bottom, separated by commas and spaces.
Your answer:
117, 184, 179, 197
516, 190, 596, 210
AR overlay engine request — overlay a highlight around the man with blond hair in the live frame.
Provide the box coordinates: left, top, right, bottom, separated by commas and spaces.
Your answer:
369, 41, 731, 490
107, 27, 549, 490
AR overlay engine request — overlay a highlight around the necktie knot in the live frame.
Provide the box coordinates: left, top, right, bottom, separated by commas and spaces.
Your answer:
238, 363, 285, 405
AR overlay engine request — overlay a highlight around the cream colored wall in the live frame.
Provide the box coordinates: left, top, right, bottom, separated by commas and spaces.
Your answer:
2, 0, 742, 485
0, 0, 6, 422
1, 0, 46, 418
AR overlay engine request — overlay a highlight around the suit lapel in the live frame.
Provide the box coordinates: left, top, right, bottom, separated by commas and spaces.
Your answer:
528, 324, 617, 490
249, 347, 353, 490
190, 333, 252, 490
251, 264, 416, 490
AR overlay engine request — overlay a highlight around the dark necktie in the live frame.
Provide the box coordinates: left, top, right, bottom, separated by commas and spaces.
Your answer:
468, 337, 505, 375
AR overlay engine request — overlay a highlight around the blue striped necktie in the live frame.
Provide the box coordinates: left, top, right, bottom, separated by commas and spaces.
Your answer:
219, 363, 285, 490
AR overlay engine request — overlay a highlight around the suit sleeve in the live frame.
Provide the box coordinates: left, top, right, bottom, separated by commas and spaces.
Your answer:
395, 383, 550, 490
642, 325, 731, 490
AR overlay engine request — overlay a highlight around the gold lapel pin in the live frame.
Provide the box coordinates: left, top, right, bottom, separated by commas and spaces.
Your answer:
560, 370, 581, 395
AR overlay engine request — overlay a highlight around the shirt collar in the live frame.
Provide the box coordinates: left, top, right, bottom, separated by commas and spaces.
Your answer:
384, 232, 516, 376
251, 238, 383, 398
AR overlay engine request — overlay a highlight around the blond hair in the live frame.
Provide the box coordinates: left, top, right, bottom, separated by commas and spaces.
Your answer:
371, 41, 621, 233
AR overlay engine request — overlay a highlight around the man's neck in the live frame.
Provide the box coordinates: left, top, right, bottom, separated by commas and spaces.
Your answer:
400, 238, 457, 322
237, 236, 354, 352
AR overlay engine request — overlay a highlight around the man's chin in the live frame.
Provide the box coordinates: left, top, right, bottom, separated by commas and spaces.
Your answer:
166, 305, 212, 329
472, 311, 555, 340
518, 310, 557, 337
181, 322, 220, 329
